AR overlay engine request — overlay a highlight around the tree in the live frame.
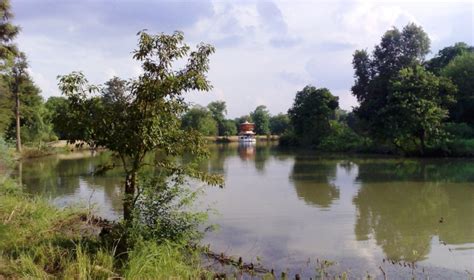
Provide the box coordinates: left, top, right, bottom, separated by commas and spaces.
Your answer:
102, 76, 130, 104
0, 0, 19, 63
0, 77, 12, 135
181, 105, 217, 136
426, 42, 474, 75
207, 100, 227, 136
441, 52, 474, 124
269, 113, 290, 135
58, 31, 222, 222
0, 0, 20, 148
351, 23, 432, 146
10, 74, 52, 144
250, 105, 270, 135
288, 85, 339, 146
221, 119, 237, 136
45, 96, 69, 139
11, 53, 27, 151
384, 65, 456, 154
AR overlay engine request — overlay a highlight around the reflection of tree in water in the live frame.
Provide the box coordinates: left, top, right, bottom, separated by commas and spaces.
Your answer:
247, 143, 289, 173
355, 159, 474, 183
206, 144, 238, 174
353, 160, 474, 262
81, 175, 124, 214
20, 152, 117, 197
254, 144, 271, 172
290, 157, 339, 208
181, 143, 287, 174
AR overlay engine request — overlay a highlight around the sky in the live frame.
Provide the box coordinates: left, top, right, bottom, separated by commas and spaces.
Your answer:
13, 0, 474, 118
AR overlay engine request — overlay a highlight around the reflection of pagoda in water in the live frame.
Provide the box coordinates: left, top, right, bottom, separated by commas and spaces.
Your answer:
238, 121, 256, 143
238, 143, 256, 160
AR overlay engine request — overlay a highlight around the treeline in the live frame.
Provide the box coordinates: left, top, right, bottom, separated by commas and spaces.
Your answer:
0, 1, 58, 151
181, 101, 290, 136
1, 12, 472, 158
281, 23, 474, 156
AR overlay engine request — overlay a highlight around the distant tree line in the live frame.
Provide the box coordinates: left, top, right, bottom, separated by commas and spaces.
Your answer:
180, 101, 290, 137
1, 15, 472, 158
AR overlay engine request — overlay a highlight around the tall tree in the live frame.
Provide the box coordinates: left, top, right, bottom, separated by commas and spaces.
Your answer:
351, 23, 432, 145
288, 85, 339, 146
0, 0, 20, 145
207, 100, 227, 136
250, 105, 270, 135
58, 31, 222, 222
441, 52, 474, 124
5, 72, 49, 144
0, 0, 19, 63
11, 53, 27, 151
385, 65, 456, 154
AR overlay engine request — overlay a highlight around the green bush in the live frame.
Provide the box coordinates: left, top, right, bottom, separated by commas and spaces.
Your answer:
446, 139, 474, 157
278, 130, 300, 147
0, 136, 14, 168
130, 175, 208, 244
318, 121, 368, 152
445, 122, 474, 138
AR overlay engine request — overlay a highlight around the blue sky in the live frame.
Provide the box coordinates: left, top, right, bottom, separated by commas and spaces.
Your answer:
13, 0, 473, 117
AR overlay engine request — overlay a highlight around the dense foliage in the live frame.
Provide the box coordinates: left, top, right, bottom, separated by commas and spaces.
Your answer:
347, 23, 472, 155
441, 52, 474, 124
250, 105, 271, 135
269, 113, 290, 135
181, 105, 218, 136
287, 86, 339, 147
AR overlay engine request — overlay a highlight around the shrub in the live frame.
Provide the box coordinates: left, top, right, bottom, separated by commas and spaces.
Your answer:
444, 122, 474, 138
130, 175, 209, 244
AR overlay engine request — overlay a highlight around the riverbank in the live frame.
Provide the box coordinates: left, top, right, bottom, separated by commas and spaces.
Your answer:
10, 140, 98, 160
206, 135, 279, 143
0, 177, 212, 279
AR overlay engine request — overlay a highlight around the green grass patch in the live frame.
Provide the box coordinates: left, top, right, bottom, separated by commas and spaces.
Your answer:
0, 178, 209, 279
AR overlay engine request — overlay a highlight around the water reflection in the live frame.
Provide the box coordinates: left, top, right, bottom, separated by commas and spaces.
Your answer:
19, 152, 124, 219
353, 160, 474, 262
290, 156, 340, 208
15, 146, 474, 275
237, 143, 255, 161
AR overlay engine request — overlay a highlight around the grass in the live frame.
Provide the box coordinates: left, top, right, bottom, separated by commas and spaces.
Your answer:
0, 177, 210, 279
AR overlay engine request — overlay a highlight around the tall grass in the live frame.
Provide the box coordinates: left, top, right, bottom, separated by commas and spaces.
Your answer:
0, 178, 208, 279
0, 136, 14, 169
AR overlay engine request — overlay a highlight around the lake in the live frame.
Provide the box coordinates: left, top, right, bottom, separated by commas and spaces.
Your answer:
16, 143, 474, 279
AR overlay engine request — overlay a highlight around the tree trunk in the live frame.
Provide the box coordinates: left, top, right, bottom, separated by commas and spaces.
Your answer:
15, 91, 21, 153
419, 131, 426, 156
123, 171, 137, 222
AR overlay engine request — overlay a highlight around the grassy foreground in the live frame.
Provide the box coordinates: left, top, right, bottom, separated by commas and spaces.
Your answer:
0, 177, 210, 279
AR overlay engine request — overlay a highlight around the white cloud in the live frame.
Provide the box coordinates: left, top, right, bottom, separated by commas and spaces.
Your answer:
13, 0, 473, 117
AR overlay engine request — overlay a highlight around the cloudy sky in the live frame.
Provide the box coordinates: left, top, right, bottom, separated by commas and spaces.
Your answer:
13, 0, 473, 117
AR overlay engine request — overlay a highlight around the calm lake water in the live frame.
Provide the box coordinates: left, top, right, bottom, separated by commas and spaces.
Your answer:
17, 143, 474, 279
